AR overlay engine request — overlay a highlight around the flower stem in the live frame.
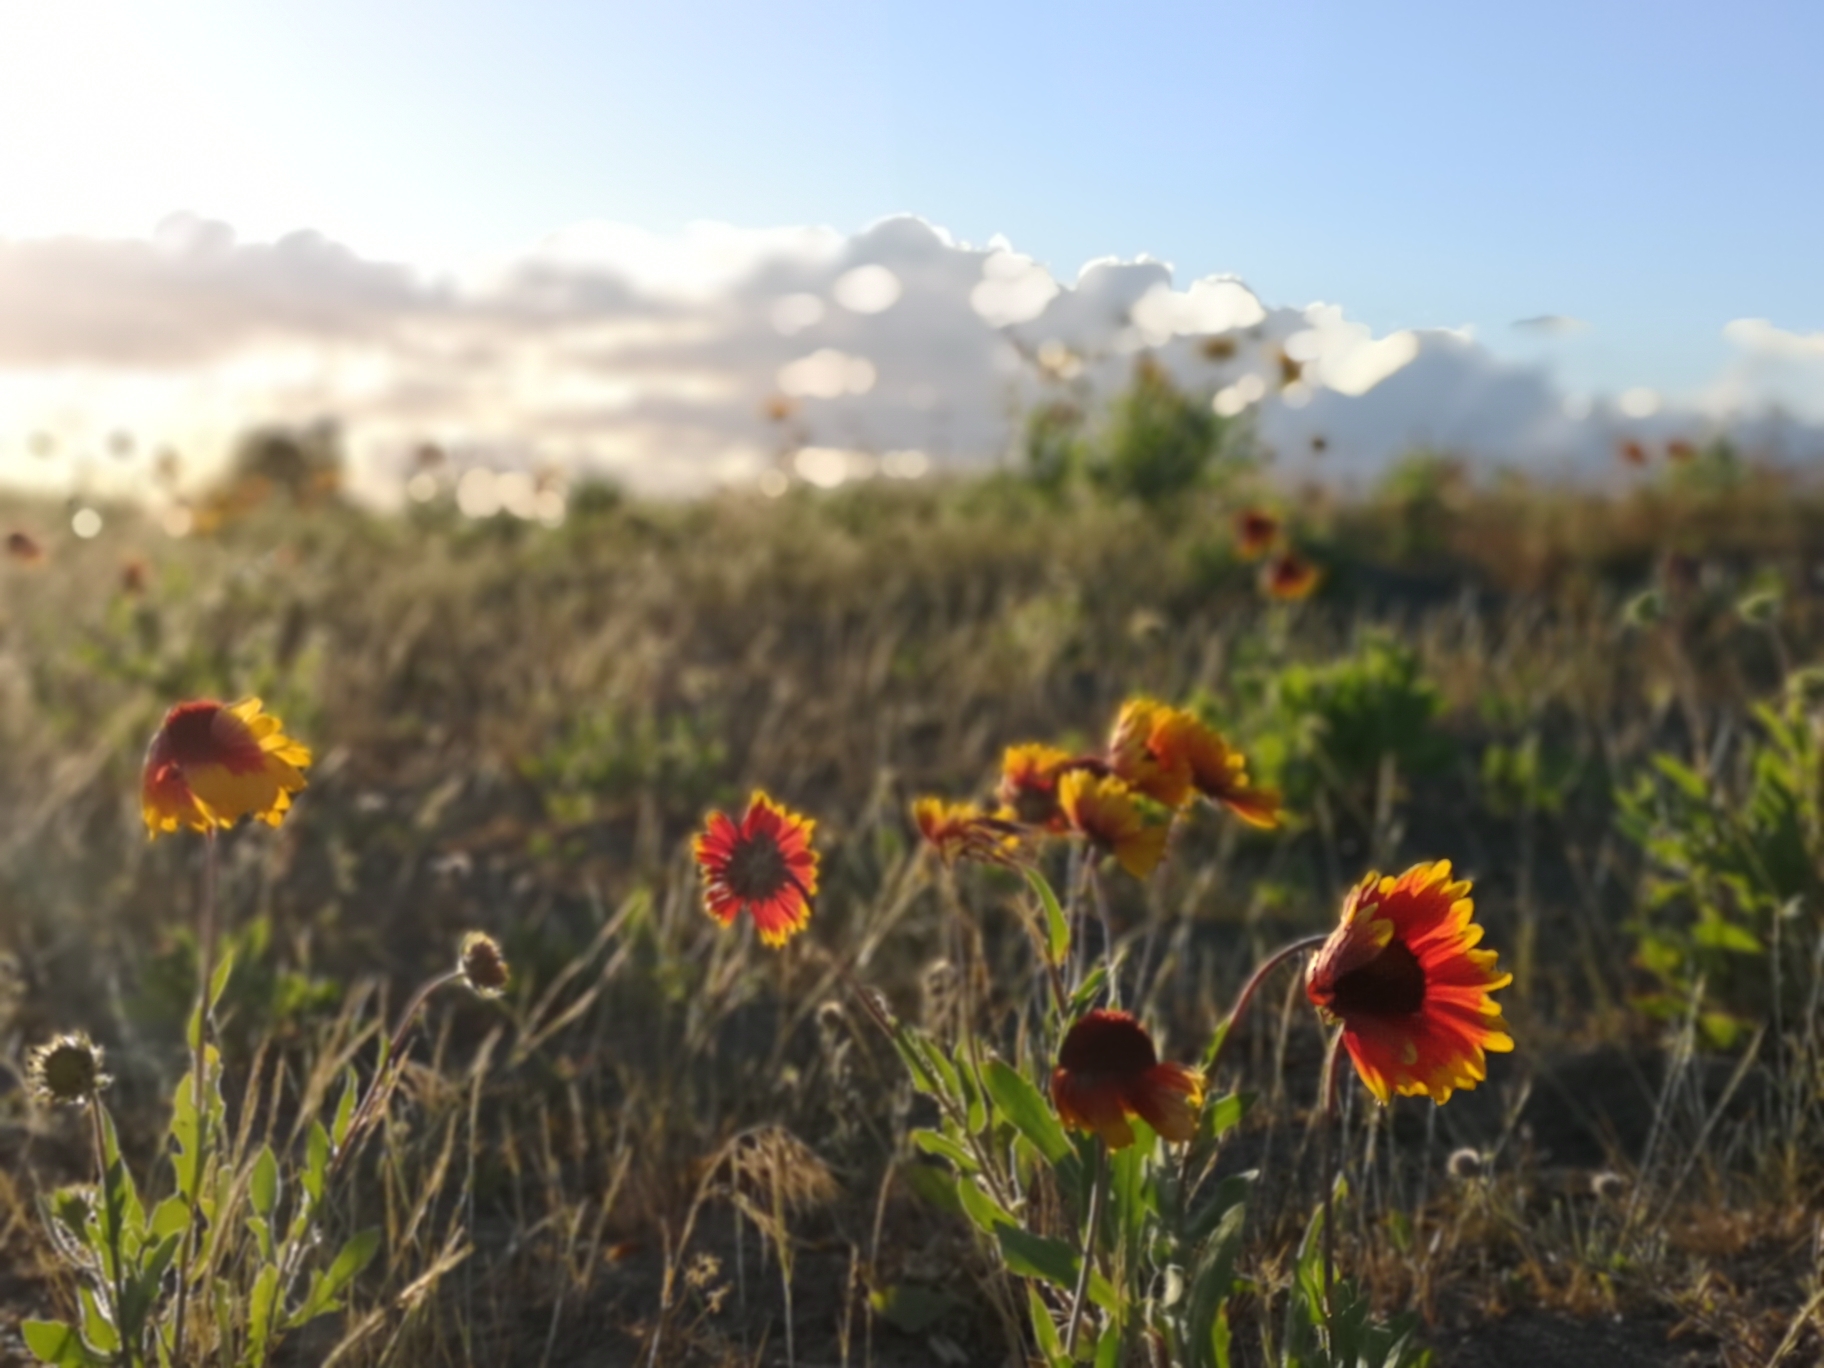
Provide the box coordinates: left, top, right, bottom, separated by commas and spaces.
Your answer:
329, 968, 462, 1181
1064, 1138, 1109, 1356
89, 1102, 134, 1368
1207, 932, 1330, 1076
171, 828, 219, 1363
1318, 1027, 1345, 1318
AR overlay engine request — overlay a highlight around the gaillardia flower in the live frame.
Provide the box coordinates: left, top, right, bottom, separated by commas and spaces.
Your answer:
141, 698, 312, 838
1159, 713, 1281, 829
1235, 508, 1280, 560
694, 791, 819, 948
1262, 551, 1322, 601
1106, 698, 1193, 809
1058, 770, 1169, 878
912, 797, 1020, 866
1051, 1010, 1204, 1148
1305, 861, 1513, 1104
996, 743, 1078, 832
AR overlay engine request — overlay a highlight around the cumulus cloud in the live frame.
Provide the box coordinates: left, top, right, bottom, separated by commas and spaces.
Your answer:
0, 213, 1818, 505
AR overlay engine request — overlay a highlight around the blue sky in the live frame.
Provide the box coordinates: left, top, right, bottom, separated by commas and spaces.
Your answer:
3, 0, 1822, 400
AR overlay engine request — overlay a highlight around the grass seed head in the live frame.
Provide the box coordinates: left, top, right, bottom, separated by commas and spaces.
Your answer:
1447, 1147, 1485, 1181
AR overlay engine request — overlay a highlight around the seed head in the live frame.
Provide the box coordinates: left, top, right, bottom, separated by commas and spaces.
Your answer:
27, 1032, 111, 1107
1446, 1147, 1484, 1181
458, 932, 510, 998
1590, 1170, 1628, 1201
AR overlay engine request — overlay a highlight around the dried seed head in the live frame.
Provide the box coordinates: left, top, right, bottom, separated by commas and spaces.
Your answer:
1590, 1170, 1628, 1201
1446, 1147, 1484, 1181
27, 1032, 110, 1107
457, 932, 510, 997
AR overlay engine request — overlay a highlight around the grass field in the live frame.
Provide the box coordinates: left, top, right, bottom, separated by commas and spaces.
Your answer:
1, 451, 1822, 1367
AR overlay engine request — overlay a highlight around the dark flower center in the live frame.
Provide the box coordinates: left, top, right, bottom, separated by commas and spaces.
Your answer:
725, 831, 790, 901
1059, 1011, 1159, 1076
1329, 938, 1426, 1017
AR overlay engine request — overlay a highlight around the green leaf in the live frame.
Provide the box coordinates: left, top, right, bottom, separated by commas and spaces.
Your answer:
953, 1176, 1016, 1237
1202, 1091, 1251, 1143
898, 1161, 963, 1218
303, 1122, 331, 1205
1184, 1172, 1255, 1247
868, 1282, 956, 1334
76, 1288, 118, 1354
1024, 867, 1071, 965
1094, 1318, 1121, 1368
1209, 1306, 1232, 1368
289, 1227, 380, 1327
122, 1232, 182, 1344
1108, 1122, 1155, 1263
910, 1128, 980, 1173
996, 1227, 1117, 1311
209, 949, 237, 1012
245, 1262, 281, 1366
332, 1066, 360, 1151
21, 1320, 105, 1367
150, 1195, 190, 1240
983, 1060, 1072, 1166
1068, 964, 1109, 1019
1027, 1283, 1065, 1364
1186, 1191, 1249, 1368
250, 1144, 280, 1219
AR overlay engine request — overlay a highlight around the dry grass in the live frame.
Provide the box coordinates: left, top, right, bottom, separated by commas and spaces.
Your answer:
0, 466, 1821, 1366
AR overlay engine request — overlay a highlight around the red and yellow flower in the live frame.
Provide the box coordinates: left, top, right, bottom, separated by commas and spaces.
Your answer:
1106, 698, 1194, 809
912, 797, 1021, 866
1157, 712, 1281, 829
1235, 508, 1280, 560
1051, 1009, 1205, 1148
1058, 770, 1169, 878
1305, 861, 1513, 1105
997, 743, 1078, 832
1262, 551, 1322, 601
693, 791, 819, 948
141, 698, 311, 837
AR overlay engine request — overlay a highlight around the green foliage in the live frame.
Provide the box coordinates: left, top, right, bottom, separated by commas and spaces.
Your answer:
523, 703, 729, 824
1023, 400, 1089, 496
1276, 1197, 1430, 1368
889, 868, 1420, 1367
1374, 451, 1466, 562
26, 1030, 378, 1367
1231, 631, 1451, 818
1087, 358, 1233, 508
1617, 679, 1824, 1042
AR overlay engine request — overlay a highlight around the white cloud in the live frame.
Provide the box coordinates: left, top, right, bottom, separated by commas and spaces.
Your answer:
0, 214, 1819, 503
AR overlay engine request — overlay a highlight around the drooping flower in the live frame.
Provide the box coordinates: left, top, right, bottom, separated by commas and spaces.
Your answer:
912, 797, 1021, 866
1106, 698, 1193, 809
1154, 712, 1281, 829
996, 743, 1078, 832
141, 698, 312, 838
1305, 861, 1513, 1105
1617, 438, 1648, 467
1058, 770, 1169, 878
1051, 1009, 1205, 1148
1235, 508, 1280, 560
693, 791, 819, 948
1261, 551, 1322, 601
27, 1032, 111, 1107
